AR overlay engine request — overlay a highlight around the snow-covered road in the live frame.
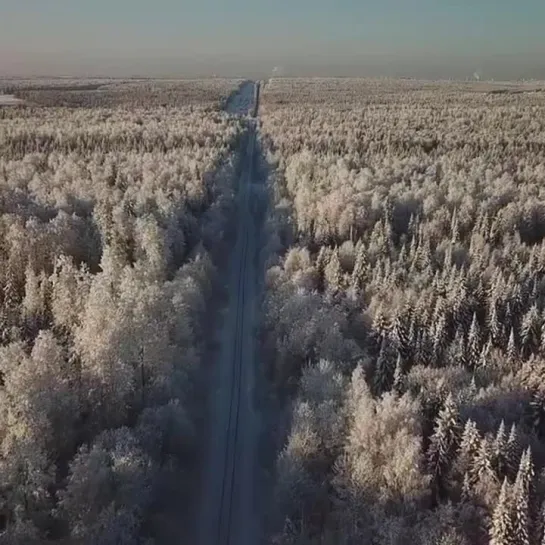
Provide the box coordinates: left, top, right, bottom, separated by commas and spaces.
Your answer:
195, 82, 264, 545
225, 81, 257, 116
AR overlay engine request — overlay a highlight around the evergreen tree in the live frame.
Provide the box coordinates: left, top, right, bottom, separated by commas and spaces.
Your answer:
419, 329, 435, 367
513, 448, 535, 545
407, 317, 417, 362
372, 303, 390, 341
507, 327, 518, 361
452, 325, 469, 368
512, 477, 530, 545
478, 339, 493, 369
537, 499, 545, 545
504, 302, 516, 340
490, 478, 515, 545
373, 338, 394, 396
450, 208, 460, 244
392, 353, 406, 396
493, 420, 508, 479
460, 471, 473, 504
452, 277, 472, 333
529, 389, 545, 438
432, 305, 449, 361
350, 243, 368, 294
488, 301, 503, 348
1, 268, 21, 343
470, 437, 496, 485
456, 419, 481, 479
514, 447, 537, 545
467, 312, 481, 368
506, 424, 522, 481
390, 303, 412, 361
521, 304, 541, 359
315, 245, 330, 293
539, 317, 545, 355
427, 394, 462, 502
324, 247, 343, 292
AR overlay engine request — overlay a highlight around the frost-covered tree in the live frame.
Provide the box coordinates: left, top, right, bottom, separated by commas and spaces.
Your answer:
0, 93, 245, 542
490, 478, 515, 545
427, 395, 461, 502
59, 427, 155, 544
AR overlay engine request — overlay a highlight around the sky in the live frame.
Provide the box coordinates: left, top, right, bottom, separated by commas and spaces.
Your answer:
1, 0, 544, 79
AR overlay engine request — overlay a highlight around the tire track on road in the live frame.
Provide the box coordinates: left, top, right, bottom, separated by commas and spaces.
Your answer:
196, 82, 262, 545
216, 124, 255, 545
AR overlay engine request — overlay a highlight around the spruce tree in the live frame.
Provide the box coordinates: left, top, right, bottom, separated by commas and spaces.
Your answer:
470, 437, 496, 485
467, 312, 481, 368
413, 328, 433, 367
513, 448, 535, 545
432, 306, 449, 361
538, 500, 545, 545
478, 339, 493, 369
521, 304, 541, 359
372, 303, 390, 341
392, 353, 406, 396
540, 318, 545, 355
373, 338, 394, 396
493, 420, 508, 479
460, 471, 473, 504
529, 389, 545, 438
512, 477, 530, 545
506, 424, 522, 481
427, 394, 462, 502
488, 301, 503, 348
390, 303, 412, 361
456, 419, 481, 478
350, 243, 368, 294
452, 325, 468, 368
490, 478, 515, 545
507, 327, 518, 361
324, 247, 343, 292
315, 245, 330, 293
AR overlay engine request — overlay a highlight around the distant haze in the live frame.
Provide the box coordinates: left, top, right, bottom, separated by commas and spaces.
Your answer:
1, 0, 545, 80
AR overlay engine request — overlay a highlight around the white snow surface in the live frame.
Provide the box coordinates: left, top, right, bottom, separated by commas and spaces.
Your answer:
225, 81, 255, 115
0, 94, 23, 105
195, 99, 264, 545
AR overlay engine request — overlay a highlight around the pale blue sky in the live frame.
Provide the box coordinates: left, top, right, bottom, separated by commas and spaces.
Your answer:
1, 0, 544, 78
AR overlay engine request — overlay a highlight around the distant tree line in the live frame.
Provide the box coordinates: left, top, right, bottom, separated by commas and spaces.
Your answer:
1, 78, 244, 109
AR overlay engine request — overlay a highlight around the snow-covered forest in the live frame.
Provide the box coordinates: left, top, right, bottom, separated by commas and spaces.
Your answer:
4, 74, 545, 545
1, 77, 245, 109
0, 79, 246, 544
259, 77, 545, 545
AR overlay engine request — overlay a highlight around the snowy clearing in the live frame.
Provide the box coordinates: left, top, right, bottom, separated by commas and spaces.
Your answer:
0, 94, 23, 105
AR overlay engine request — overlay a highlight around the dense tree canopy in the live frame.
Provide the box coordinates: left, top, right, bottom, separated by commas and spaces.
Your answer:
0, 81, 246, 543
260, 78, 545, 545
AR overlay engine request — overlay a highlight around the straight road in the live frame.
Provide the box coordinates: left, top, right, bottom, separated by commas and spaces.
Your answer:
196, 83, 262, 545
225, 81, 257, 115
